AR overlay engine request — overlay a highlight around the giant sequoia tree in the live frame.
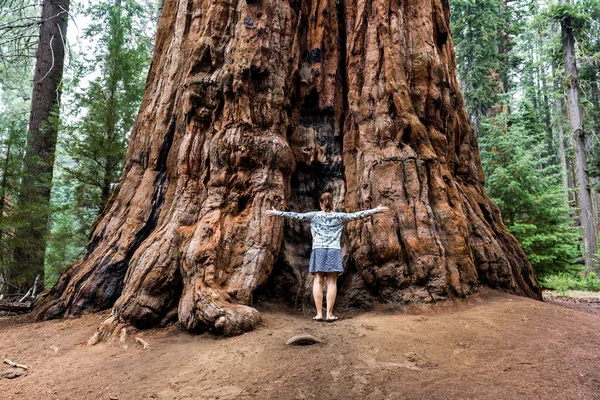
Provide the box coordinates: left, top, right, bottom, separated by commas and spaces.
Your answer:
35, 0, 541, 337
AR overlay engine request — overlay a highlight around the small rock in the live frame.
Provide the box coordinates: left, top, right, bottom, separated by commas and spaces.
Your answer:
286, 334, 324, 346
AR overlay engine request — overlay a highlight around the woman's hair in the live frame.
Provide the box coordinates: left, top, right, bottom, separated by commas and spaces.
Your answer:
320, 192, 333, 212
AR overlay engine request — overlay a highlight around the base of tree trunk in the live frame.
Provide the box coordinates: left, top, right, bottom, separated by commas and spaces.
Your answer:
34, 0, 541, 340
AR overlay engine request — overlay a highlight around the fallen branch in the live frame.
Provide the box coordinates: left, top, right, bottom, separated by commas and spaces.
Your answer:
19, 275, 40, 303
135, 337, 149, 350
18, 287, 32, 303
31, 274, 40, 298
3, 359, 29, 370
0, 369, 27, 379
0, 300, 32, 312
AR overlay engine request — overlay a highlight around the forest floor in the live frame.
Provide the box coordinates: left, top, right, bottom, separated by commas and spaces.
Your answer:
1, 288, 600, 400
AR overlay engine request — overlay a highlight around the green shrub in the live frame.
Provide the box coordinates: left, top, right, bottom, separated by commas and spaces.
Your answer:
584, 272, 600, 291
540, 272, 600, 293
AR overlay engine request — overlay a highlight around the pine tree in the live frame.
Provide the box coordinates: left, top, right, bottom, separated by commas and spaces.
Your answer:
479, 107, 581, 276
44, 0, 154, 281
451, 0, 505, 132
548, 0, 599, 272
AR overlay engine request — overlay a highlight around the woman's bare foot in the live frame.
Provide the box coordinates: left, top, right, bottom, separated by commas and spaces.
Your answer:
326, 314, 338, 322
313, 314, 323, 322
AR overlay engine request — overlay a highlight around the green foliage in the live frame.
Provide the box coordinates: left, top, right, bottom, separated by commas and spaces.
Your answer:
542, 3, 592, 29
590, 144, 600, 187
44, 205, 85, 286
451, 0, 506, 122
0, 0, 39, 81
540, 272, 600, 292
44, 0, 154, 283
479, 108, 581, 277
0, 51, 34, 286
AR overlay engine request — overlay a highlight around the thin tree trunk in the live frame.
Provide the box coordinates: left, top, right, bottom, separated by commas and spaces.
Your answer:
0, 132, 13, 288
10, 0, 70, 291
589, 71, 600, 229
555, 94, 569, 207
538, 53, 553, 163
552, 61, 570, 208
100, 0, 121, 209
501, 0, 510, 97
568, 154, 579, 217
560, 6, 598, 272
590, 71, 600, 133
0, 136, 12, 224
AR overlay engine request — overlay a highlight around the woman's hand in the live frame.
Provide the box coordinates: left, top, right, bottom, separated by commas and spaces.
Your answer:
264, 207, 279, 216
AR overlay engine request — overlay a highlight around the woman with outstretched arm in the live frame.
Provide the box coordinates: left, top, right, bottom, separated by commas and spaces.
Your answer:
266, 192, 388, 322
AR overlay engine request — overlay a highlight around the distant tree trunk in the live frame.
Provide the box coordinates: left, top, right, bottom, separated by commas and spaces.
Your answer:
538, 55, 553, 163
501, 0, 510, 97
0, 133, 13, 286
0, 137, 12, 225
10, 0, 70, 291
588, 71, 600, 228
560, 4, 598, 272
552, 61, 570, 208
100, 0, 121, 210
35, 0, 541, 338
554, 93, 570, 207
568, 154, 580, 217
590, 71, 600, 134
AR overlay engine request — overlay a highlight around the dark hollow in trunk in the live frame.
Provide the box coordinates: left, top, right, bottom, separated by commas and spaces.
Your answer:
35, 0, 541, 337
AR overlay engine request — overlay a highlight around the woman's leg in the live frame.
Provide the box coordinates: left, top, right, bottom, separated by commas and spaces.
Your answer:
326, 272, 338, 320
313, 272, 325, 319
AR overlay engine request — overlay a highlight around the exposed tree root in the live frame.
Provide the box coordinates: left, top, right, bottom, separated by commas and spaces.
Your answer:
0, 300, 32, 313
3, 359, 29, 370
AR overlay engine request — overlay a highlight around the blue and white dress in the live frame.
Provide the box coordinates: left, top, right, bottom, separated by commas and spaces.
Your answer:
272, 208, 380, 275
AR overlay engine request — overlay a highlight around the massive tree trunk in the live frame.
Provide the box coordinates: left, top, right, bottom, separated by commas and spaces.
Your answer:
560, 6, 598, 273
10, 0, 70, 291
35, 0, 541, 337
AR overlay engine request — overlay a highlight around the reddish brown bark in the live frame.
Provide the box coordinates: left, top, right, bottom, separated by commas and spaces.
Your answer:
35, 0, 541, 337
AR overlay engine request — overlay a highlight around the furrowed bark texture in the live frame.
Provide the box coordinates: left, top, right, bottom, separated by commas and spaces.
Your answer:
560, 8, 598, 273
35, 0, 541, 336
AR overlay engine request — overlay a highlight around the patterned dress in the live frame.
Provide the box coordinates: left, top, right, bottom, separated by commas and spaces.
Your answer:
272, 208, 380, 275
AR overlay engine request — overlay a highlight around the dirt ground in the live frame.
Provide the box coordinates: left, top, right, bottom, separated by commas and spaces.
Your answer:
542, 291, 600, 316
1, 288, 599, 400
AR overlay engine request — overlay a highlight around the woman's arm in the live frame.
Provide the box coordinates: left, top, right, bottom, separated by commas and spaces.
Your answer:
265, 208, 316, 222
339, 205, 389, 222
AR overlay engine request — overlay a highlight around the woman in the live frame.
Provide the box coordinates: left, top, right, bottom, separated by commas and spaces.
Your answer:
266, 193, 388, 322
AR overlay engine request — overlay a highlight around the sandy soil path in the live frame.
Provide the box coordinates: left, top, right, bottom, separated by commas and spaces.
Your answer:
1, 289, 599, 400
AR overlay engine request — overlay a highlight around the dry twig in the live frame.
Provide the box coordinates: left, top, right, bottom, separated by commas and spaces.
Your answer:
135, 337, 149, 350
3, 359, 29, 370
